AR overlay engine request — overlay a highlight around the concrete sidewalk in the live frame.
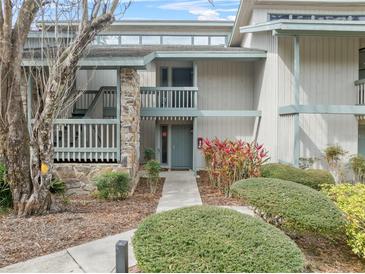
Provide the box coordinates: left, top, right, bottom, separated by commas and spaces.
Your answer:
157, 171, 202, 212
0, 229, 136, 273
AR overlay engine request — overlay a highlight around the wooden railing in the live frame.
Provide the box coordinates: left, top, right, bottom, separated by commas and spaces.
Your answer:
140, 87, 198, 109
53, 119, 119, 163
355, 79, 365, 105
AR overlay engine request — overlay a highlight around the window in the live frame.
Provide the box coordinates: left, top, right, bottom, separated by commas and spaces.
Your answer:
142, 36, 160, 45
172, 68, 193, 87
97, 36, 119, 45
269, 13, 365, 22
160, 67, 169, 87
360, 49, 365, 80
210, 36, 226, 46
193, 36, 209, 45
162, 36, 192, 45
121, 36, 140, 45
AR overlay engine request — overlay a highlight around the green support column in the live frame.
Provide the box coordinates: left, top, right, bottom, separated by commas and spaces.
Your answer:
293, 36, 300, 167
116, 68, 121, 163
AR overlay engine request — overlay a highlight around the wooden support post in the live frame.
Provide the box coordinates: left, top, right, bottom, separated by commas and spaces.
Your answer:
116, 68, 121, 163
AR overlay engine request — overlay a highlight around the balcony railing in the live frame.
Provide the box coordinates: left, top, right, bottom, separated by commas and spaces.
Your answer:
140, 87, 198, 109
53, 119, 119, 163
356, 79, 365, 105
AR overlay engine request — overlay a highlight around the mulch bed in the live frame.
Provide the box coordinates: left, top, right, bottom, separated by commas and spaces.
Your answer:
196, 170, 365, 273
196, 170, 246, 206
0, 178, 164, 268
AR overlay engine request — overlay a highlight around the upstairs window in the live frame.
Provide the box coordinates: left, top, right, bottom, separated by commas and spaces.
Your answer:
269, 13, 365, 22
121, 36, 140, 45
163, 36, 192, 45
97, 35, 119, 45
142, 36, 161, 45
360, 49, 365, 80
210, 36, 226, 46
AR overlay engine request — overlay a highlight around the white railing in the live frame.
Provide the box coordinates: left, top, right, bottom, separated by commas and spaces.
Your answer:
356, 79, 365, 105
53, 119, 119, 163
140, 87, 198, 109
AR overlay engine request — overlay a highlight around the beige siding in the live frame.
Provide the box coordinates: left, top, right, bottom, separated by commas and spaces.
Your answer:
138, 63, 157, 87
76, 70, 117, 91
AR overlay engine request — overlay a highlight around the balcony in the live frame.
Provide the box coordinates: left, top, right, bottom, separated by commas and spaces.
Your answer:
140, 87, 198, 119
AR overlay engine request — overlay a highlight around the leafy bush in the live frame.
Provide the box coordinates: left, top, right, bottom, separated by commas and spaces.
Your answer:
49, 178, 66, 195
231, 178, 345, 236
261, 163, 335, 190
145, 160, 160, 193
133, 206, 305, 273
322, 184, 365, 258
349, 155, 365, 183
0, 164, 11, 209
94, 172, 130, 200
144, 148, 155, 162
201, 138, 269, 195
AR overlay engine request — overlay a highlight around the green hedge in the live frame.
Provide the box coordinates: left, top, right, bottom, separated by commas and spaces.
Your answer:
231, 178, 345, 236
261, 163, 335, 190
133, 206, 305, 273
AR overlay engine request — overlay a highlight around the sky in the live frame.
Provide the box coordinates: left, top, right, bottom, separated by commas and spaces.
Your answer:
120, 0, 240, 21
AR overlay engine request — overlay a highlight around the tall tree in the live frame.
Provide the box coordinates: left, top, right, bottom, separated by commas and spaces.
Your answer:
0, 0, 123, 216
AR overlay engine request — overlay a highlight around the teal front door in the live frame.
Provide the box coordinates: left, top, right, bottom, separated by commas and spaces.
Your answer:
359, 125, 365, 156
171, 125, 193, 169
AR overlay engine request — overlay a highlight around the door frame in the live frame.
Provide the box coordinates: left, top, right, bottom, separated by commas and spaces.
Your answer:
155, 121, 193, 170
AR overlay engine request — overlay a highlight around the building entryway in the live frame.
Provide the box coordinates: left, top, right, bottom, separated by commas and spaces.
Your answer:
171, 125, 193, 169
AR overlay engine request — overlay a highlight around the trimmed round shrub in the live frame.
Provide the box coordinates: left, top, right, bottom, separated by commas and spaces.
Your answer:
94, 172, 130, 200
261, 163, 335, 190
231, 178, 345, 236
133, 206, 305, 273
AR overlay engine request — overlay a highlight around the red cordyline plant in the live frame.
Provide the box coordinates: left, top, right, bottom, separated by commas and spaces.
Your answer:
202, 138, 269, 195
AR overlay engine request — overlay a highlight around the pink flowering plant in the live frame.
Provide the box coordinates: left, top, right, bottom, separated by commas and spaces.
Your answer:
202, 138, 269, 195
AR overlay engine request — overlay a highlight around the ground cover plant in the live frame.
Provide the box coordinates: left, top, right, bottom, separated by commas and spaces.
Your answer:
94, 172, 131, 200
0, 164, 11, 211
231, 178, 345, 236
323, 183, 365, 259
201, 138, 269, 195
133, 206, 305, 273
261, 163, 335, 190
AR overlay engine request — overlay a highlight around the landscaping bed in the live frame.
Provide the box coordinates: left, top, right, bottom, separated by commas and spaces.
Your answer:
196, 170, 246, 206
0, 178, 164, 268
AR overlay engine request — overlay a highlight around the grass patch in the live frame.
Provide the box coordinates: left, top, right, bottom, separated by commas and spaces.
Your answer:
133, 206, 305, 273
231, 178, 345, 236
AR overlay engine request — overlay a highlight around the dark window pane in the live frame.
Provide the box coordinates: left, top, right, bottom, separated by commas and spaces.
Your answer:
172, 68, 193, 87
161, 68, 169, 87
269, 14, 290, 21
292, 15, 312, 20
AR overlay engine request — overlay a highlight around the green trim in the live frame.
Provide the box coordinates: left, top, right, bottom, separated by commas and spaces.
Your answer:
54, 148, 118, 153
22, 50, 267, 68
355, 79, 365, 85
279, 105, 365, 115
141, 109, 262, 117
116, 68, 121, 163
240, 20, 365, 36
52, 119, 118, 124
293, 36, 300, 167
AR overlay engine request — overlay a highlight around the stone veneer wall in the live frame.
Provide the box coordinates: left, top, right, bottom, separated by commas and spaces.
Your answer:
120, 68, 141, 188
54, 68, 142, 195
54, 164, 129, 195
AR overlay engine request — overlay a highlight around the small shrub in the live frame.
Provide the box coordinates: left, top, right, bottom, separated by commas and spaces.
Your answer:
144, 148, 155, 162
261, 163, 334, 190
349, 155, 365, 183
201, 138, 269, 195
299, 157, 318, 169
145, 160, 160, 193
49, 178, 66, 195
323, 144, 347, 183
0, 164, 11, 209
231, 178, 345, 236
133, 206, 305, 273
322, 184, 365, 259
94, 172, 130, 200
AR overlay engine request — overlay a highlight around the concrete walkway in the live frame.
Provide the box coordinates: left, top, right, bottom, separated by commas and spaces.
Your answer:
157, 171, 202, 212
0, 229, 136, 273
0, 171, 254, 273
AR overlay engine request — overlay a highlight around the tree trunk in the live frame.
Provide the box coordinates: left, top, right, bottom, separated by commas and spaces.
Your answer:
1, 63, 52, 217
